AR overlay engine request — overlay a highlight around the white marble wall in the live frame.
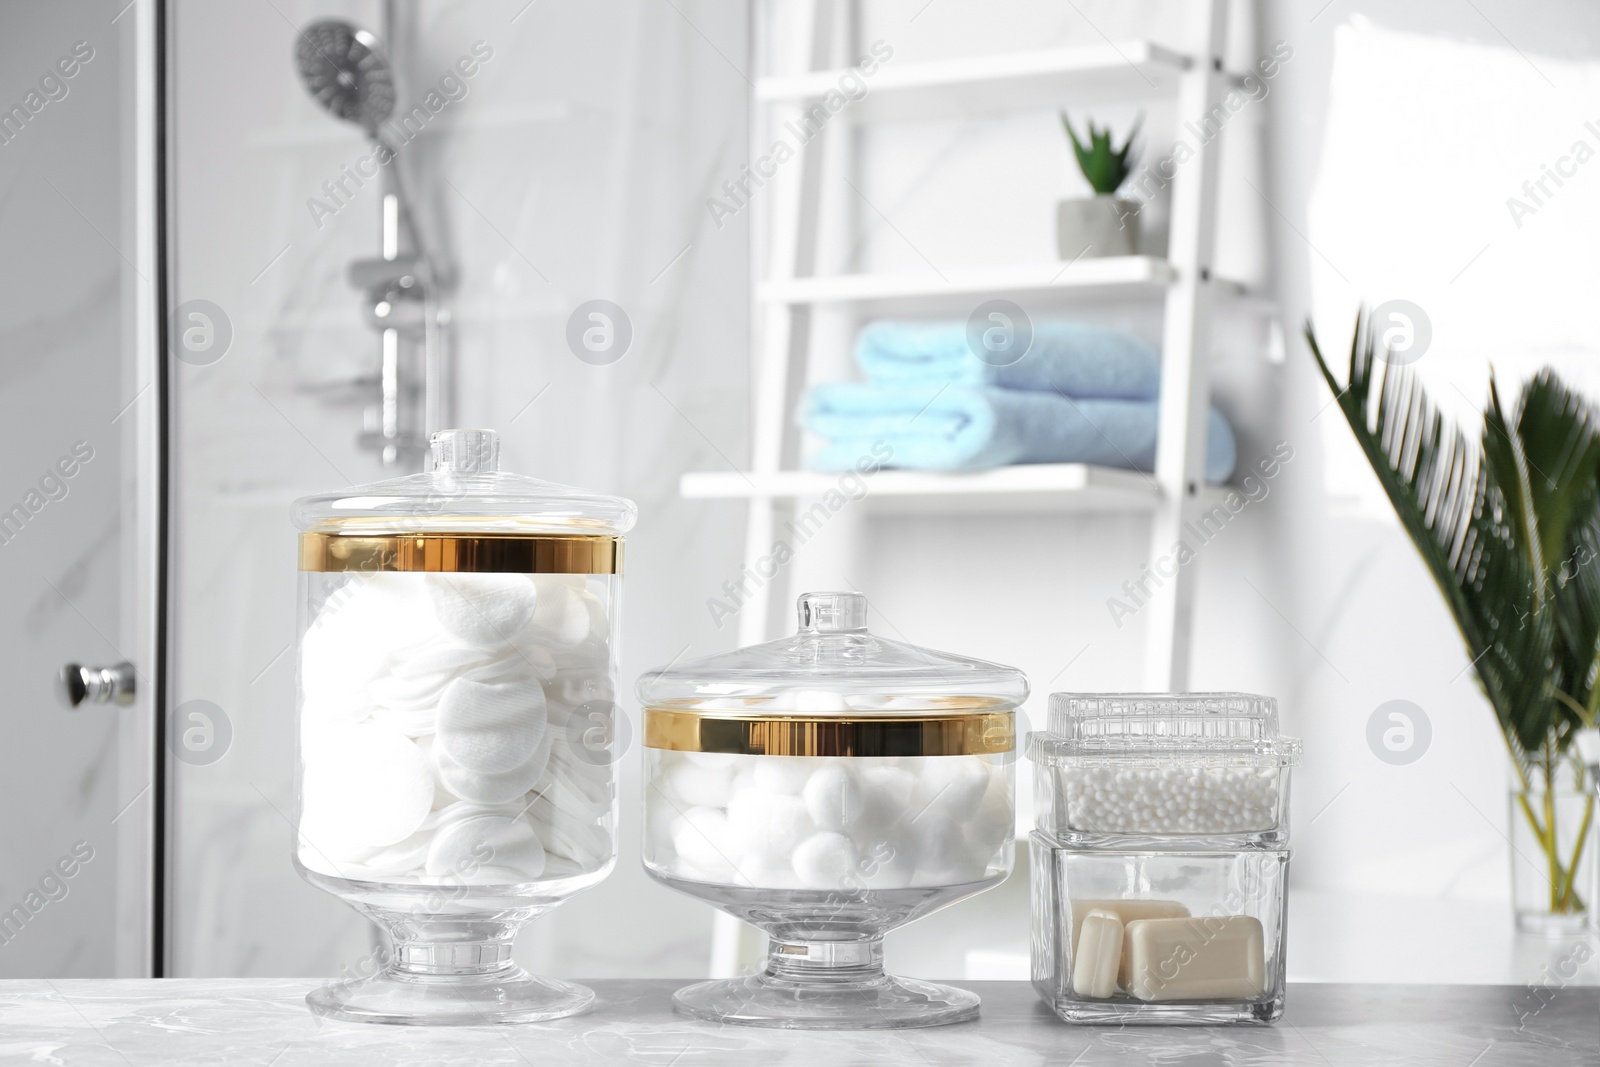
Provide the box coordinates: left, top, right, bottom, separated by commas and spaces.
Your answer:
168, 0, 748, 977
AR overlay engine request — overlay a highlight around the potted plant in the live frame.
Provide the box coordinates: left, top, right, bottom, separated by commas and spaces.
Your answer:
1309, 313, 1598, 934
1058, 112, 1142, 259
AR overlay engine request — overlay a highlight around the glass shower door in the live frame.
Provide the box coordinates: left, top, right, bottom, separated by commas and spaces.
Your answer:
0, 0, 163, 976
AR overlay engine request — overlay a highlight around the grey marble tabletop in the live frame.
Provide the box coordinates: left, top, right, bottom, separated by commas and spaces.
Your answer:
0, 979, 1593, 1066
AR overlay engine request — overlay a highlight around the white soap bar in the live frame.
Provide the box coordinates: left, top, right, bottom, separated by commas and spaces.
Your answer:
1070, 908, 1123, 999
1068, 898, 1189, 958
1123, 916, 1266, 1001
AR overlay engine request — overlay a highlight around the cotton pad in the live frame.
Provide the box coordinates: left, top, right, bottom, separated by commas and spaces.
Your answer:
436, 667, 547, 773
524, 579, 592, 648
425, 814, 546, 881
427, 573, 540, 651
373, 641, 489, 714
300, 722, 432, 856
357, 829, 435, 879
435, 729, 550, 805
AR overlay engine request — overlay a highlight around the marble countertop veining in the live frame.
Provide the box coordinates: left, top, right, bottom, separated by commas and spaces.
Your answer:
0, 979, 1593, 1066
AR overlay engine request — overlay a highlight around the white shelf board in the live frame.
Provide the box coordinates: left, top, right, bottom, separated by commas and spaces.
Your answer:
757, 42, 1191, 121
681, 463, 1163, 516
761, 258, 1247, 308
760, 256, 1164, 306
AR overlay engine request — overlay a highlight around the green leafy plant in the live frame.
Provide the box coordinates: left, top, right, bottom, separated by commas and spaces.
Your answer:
1061, 112, 1141, 195
1308, 312, 1597, 916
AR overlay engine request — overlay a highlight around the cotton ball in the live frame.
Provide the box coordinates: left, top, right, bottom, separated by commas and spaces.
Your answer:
525, 579, 592, 648
300, 723, 433, 858
752, 756, 814, 795
905, 810, 970, 883
671, 807, 738, 877
732, 853, 803, 890
908, 757, 990, 821
436, 668, 547, 773
963, 771, 1014, 864
684, 751, 743, 772
646, 795, 681, 864
729, 762, 757, 798
761, 689, 849, 712
857, 831, 917, 889
425, 814, 546, 881
726, 789, 813, 862
661, 759, 734, 809
855, 764, 916, 832
803, 763, 863, 832
792, 831, 860, 890
426, 573, 540, 651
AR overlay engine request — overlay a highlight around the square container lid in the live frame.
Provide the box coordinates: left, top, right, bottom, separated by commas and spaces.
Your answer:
1029, 692, 1301, 766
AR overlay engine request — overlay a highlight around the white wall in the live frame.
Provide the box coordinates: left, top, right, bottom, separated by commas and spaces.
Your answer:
160, 0, 1600, 985
168, 0, 749, 977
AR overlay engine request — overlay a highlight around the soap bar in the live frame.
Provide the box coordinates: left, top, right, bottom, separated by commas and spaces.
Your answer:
1123, 916, 1265, 1001
1068, 898, 1189, 957
1070, 908, 1123, 999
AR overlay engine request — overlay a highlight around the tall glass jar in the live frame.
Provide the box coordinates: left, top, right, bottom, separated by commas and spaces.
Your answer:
637, 592, 1029, 1030
291, 429, 635, 1025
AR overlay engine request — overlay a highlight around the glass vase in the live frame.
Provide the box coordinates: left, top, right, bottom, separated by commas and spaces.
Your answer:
1509, 786, 1596, 936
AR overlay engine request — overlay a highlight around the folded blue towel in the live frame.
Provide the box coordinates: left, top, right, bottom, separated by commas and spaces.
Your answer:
855, 320, 1161, 398
803, 383, 1236, 482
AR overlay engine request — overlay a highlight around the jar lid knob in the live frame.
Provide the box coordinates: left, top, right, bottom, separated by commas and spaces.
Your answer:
797, 591, 868, 634
429, 429, 500, 475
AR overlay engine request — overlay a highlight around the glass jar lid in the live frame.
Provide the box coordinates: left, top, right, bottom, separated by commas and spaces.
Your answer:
294, 428, 636, 574
1028, 692, 1302, 768
293, 428, 636, 535
637, 592, 1029, 756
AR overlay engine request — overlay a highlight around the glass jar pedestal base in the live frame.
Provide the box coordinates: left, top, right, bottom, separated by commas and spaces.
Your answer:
673, 937, 976, 1030
306, 911, 593, 1026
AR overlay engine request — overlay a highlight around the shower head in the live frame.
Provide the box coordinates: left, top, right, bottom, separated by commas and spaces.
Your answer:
294, 19, 395, 137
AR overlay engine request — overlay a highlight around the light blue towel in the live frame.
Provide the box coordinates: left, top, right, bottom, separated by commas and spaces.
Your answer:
854, 320, 1162, 398
804, 383, 1236, 482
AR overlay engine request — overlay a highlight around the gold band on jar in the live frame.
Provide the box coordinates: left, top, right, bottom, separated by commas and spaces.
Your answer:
298, 533, 623, 574
643, 706, 1015, 757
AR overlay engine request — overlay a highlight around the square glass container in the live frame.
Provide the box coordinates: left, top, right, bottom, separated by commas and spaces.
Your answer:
1026, 693, 1299, 1025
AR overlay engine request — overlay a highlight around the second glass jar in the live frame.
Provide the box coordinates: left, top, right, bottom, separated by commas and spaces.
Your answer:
637, 591, 1029, 1030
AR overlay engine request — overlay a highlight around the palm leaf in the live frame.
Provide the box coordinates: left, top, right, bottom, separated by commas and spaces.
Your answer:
1305, 315, 1551, 768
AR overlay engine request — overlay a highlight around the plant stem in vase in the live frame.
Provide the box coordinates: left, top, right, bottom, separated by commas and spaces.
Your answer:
1308, 313, 1600, 935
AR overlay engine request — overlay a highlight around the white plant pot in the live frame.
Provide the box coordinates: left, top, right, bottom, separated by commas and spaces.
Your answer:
1056, 196, 1138, 259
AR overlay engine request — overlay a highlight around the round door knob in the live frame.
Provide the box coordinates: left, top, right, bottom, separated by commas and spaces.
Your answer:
57, 662, 136, 709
